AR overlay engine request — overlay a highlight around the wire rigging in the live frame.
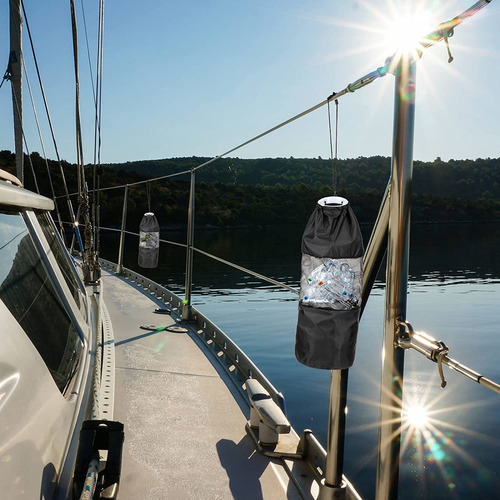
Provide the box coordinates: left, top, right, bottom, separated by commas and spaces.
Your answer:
69, 0, 85, 196
57, 0, 492, 200
7, 72, 40, 193
79, 0, 96, 104
95, 0, 105, 171
14, 103, 38, 193
92, 0, 105, 259
20, 0, 77, 236
22, 57, 66, 236
69, 0, 100, 282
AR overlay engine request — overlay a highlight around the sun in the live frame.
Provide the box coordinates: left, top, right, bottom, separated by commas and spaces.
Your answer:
385, 11, 435, 56
403, 403, 430, 430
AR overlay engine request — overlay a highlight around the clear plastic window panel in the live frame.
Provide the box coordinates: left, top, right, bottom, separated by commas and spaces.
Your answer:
300, 255, 363, 310
35, 211, 87, 321
0, 210, 82, 393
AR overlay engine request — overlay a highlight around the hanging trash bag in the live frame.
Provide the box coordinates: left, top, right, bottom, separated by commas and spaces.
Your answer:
295, 196, 364, 370
138, 212, 159, 268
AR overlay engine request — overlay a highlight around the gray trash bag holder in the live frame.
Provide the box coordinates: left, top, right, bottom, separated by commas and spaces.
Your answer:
138, 212, 160, 268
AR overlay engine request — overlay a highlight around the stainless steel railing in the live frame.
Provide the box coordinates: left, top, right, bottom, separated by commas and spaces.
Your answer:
99, 225, 298, 294
66, 4, 496, 498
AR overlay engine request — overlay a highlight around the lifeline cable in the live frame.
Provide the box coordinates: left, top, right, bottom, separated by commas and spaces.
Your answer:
57, 0, 494, 198
176, 1, 494, 176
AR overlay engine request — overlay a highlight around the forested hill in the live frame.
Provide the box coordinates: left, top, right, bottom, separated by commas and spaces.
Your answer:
107, 155, 500, 201
1, 151, 499, 227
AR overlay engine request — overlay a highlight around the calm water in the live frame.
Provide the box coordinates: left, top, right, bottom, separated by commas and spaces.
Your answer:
101, 222, 500, 499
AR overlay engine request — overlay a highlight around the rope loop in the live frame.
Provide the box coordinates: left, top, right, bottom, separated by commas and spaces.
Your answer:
146, 181, 151, 212
327, 96, 340, 195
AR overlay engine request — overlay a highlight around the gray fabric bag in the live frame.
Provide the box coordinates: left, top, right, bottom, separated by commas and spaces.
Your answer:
295, 197, 364, 369
138, 212, 159, 268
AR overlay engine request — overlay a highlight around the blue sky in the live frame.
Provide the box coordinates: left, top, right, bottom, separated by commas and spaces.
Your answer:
1, 0, 499, 165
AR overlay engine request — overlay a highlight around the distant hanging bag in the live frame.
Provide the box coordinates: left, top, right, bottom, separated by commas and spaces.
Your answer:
295, 196, 364, 370
138, 212, 159, 268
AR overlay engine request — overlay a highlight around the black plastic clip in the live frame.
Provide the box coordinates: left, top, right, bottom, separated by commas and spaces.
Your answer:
73, 420, 125, 499
327, 90, 339, 104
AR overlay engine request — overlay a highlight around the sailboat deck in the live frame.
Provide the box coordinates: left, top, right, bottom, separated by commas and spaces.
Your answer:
102, 269, 304, 499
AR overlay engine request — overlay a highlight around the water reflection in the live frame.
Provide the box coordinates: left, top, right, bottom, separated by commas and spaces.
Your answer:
98, 222, 500, 499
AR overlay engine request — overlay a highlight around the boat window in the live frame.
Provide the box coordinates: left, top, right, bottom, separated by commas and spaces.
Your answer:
0, 209, 82, 394
35, 211, 88, 320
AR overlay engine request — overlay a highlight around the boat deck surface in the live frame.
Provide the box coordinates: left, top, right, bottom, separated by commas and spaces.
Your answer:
102, 269, 304, 499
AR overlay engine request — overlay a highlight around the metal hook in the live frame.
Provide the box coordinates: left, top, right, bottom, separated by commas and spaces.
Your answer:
443, 35, 454, 63
433, 341, 449, 388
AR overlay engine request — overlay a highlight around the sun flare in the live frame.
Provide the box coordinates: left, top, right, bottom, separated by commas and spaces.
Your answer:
385, 11, 435, 55
403, 403, 430, 430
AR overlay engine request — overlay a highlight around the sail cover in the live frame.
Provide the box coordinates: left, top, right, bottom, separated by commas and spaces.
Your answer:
138, 212, 159, 268
295, 197, 364, 370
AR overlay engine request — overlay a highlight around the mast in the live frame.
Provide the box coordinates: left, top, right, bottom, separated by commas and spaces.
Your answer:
9, 0, 24, 183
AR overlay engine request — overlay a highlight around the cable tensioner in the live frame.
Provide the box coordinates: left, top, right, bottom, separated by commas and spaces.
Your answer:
396, 319, 450, 388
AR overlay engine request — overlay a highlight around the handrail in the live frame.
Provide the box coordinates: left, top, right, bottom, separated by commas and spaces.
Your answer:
98, 225, 298, 293
97, 258, 364, 498
192, 246, 299, 295
64, 3, 495, 499
99, 226, 187, 249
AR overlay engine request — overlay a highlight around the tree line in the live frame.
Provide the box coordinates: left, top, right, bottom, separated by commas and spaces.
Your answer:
1, 150, 499, 228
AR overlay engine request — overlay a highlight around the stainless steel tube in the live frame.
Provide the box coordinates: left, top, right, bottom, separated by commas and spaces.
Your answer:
361, 183, 390, 313
375, 53, 417, 500
320, 149, 391, 500
320, 369, 348, 498
182, 170, 195, 320
116, 184, 128, 274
